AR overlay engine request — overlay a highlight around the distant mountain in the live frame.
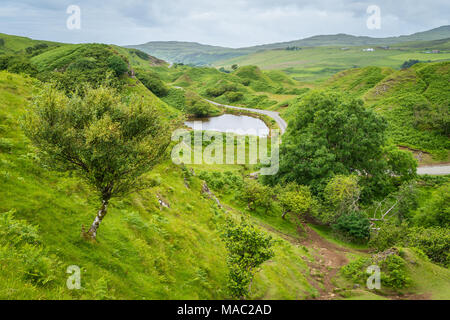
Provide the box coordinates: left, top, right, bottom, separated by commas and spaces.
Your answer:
126, 41, 249, 66
252, 25, 450, 50
127, 25, 450, 66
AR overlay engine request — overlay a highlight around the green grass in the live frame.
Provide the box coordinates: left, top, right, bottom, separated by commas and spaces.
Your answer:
0, 33, 59, 54
216, 44, 450, 82
0, 71, 318, 300
308, 225, 369, 251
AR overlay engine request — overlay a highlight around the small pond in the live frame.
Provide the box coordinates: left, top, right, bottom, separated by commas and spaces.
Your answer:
185, 114, 269, 137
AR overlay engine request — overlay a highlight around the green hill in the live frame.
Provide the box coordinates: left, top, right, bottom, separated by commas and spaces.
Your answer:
0, 33, 60, 54
216, 39, 450, 82
0, 70, 320, 299
126, 41, 249, 66
321, 62, 450, 157
128, 26, 450, 66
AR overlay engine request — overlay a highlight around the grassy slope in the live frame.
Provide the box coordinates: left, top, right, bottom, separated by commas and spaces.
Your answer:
0, 33, 60, 54
322, 62, 450, 157
127, 26, 450, 66
0, 71, 317, 300
215, 41, 450, 82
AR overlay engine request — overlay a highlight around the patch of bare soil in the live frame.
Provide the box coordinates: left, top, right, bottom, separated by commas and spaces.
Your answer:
299, 225, 353, 300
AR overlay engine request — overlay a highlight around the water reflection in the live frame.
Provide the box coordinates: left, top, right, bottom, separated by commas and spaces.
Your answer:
185, 114, 269, 137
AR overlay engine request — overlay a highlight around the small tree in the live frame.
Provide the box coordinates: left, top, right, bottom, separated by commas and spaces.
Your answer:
23, 85, 172, 240
222, 218, 274, 299
241, 179, 273, 213
278, 183, 314, 220
323, 175, 361, 223
231, 64, 238, 71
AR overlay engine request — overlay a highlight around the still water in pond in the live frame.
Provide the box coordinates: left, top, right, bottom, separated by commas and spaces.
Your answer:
185, 114, 269, 137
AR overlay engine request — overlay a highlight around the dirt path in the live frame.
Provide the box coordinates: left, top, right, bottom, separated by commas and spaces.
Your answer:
298, 225, 353, 299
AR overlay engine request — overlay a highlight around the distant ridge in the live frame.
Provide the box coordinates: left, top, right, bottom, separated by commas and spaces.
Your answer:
127, 25, 450, 65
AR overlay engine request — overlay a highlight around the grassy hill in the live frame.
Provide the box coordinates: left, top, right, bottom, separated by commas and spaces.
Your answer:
1, 70, 449, 300
126, 41, 249, 66
320, 62, 450, 157
216, 39, 450, 82
128, 26, 450, 66
0, 70, 320, 300
0, 33, 60, 54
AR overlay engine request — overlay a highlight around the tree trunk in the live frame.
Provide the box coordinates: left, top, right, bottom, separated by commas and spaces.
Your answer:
282, 211, 288, 219
87, 200, 109, 240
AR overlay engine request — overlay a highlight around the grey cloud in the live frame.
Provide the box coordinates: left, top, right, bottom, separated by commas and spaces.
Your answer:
0, 0, 448, 47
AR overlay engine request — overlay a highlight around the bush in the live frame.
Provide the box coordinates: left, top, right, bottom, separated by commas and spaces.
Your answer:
224, 91, 243, 102
107, 55, 128, 76
199, 171, 243, 193
369, 220, 408, 252
221, 218, 274, 298
401, 60, 420, 69
378, 254, 411, 289
3, 56, 37, 76
241, 179, 274, 213
277, 183, 315, 220
323, 175, 360, 223
136, 71, 168, 97
405, 227, 450, 267
413, 182, 450, 228
341, 250, 411, 289
333, 211, 371, 242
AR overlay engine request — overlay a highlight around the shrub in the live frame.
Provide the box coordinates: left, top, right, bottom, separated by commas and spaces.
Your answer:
378, 254, 411, 289
341, 250, 411, 289
241, 179, 273, 213
413, 182, 450, 228
369, 221, 408, 252
333, 211, 371, 242
136, 71, 168, 97
222, 218, 274, 298
107, 55, 128, 76
277, 183, 315, 220
323, 175, 361, 223
224, 91, 243, 102
405, 227, 450, 267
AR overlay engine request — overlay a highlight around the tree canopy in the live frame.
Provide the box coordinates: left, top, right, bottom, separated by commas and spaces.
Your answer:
22, 85, 173, 239
264, 91, 416, 199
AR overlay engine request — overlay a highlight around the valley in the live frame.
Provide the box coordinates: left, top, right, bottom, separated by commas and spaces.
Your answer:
0, 23, 449, 302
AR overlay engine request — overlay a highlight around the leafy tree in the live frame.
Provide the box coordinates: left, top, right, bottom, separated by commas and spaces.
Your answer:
241, 179, 273, 213
323, 175, 360, 223
22, 85, 172, 240
264, 91, 415, 200
277, 183, 314, 220
221, 218, 274, 299
231, 64, 238, 71
107, 55, 128, 76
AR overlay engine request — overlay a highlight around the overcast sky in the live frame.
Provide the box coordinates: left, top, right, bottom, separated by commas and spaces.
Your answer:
0, 0, 448, 48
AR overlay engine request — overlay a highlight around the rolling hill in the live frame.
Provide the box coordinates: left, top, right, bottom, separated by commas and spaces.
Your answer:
128, 25, 450, 66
